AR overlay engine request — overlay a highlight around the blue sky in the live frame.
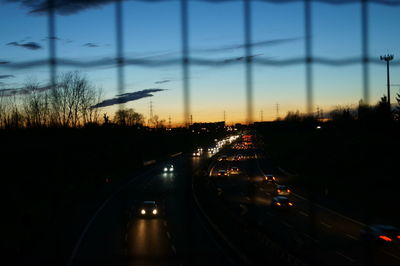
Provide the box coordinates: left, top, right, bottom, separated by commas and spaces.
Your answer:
1, 0, 400, 124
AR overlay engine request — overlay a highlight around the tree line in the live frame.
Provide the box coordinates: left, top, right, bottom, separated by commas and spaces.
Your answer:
0, 71, 148, 129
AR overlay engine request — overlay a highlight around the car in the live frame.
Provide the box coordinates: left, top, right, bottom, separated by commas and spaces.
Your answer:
229, 166, 240, 174
263, 174, 276, 182
360, 224, 400, 244
271, 196, 293, 209
276, 185, 291, 196
219, 155, 228, 161
192, 151, 200, 157
234, 154, 244, 160
217, 169, 229, 176
137, 201, 160, 217
163, 164, 174, 172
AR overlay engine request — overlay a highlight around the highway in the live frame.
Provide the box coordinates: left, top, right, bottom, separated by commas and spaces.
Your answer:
69, 148, 235, 266
208, 135, 400, 266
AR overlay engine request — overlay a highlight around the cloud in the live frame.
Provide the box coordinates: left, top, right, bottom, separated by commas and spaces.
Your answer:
196, 38, 300, 53
223, 54, 264, 64
83, 42, 99, 48
154, 79, 171, 84
0, 85, 52, 97
0, 61, 10, 64
5, 0, 116, 15
7, 41, 42, 50
0, 75, 14, 79
91, 88, 166, 108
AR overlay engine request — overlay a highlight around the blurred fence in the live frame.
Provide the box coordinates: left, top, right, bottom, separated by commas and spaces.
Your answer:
1, 0, 400, 125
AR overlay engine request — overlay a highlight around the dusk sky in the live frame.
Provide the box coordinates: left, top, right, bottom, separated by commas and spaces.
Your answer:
1, 0, 400, 125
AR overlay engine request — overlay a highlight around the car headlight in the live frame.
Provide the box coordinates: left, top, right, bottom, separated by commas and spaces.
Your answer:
164, 168, 168, 172
169, 168, 173, 171
141, 209, 146, 215
152, 209, 158, 215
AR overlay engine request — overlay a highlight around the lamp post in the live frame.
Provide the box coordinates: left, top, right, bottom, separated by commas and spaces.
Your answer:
380, 54, 394, 111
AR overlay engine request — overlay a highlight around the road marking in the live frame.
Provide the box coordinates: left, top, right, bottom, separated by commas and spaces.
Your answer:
163, 221, 167, 227
166, 232, 171, 239
282, 221, 293, 229
321, 222, 332, 229
239, 204, 248, 216
299, 211, 309, 217
383, 250, 400, 261
171, 245, 177, 254
345, 234, 358, 241
303, 233, 319, 243
245, 196, 250, 201
336, 251, 355, 262
265, 192, 271, 196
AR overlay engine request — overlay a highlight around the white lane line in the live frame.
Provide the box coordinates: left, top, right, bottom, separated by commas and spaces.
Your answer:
303, 233, 319, 243
265, 192, 271, 196
383, 250, 400, 261
336, 251, 356, 262
299, 211, 309, 217
282, 221, 293, 229
171, 245, 177, 254
245, 196, 250, 201
321, 222, 332, 229
166, 232, 171, 239
345, 234, 358, 241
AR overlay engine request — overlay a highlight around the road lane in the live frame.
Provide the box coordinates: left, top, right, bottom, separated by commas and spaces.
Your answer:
207, 137, 400, 266
70, 148, 234, 266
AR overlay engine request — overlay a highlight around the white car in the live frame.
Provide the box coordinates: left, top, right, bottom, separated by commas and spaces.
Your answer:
163, 164, 174, 172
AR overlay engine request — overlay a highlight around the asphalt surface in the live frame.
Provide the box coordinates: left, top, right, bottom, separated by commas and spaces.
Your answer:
69, 150, 234, 266
209, 139, 400, 266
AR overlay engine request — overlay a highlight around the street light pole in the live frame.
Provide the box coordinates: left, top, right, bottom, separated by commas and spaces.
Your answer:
380, 54, 394, 111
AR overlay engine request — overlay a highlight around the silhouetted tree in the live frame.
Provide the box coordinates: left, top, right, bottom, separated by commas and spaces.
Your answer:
114, 108, 144, 127
330, 106, 354, 122
395, 93, 400, 122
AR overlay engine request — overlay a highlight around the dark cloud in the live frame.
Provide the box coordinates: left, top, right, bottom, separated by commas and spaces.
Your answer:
83, 42, 99, 48
0, 75, 14, 79
5, 0, 116, 15
196, 38, 300, 53
154, 79, 171, 84
91, 88, 165, 108
0, 85, 52, 97
0, 61, 10, 64
223, 54, 263, 64
7, 41, 42, 50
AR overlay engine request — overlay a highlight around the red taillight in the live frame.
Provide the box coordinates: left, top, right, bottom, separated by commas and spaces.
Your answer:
289, 202, 293, 206
379, 235, 392, 242
276, 202, 281, 206
397, 235, 400, 239
287, 189, 291, 193
277, 189, 281, 193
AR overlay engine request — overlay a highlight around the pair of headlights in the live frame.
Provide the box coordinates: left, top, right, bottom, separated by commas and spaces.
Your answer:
141, 209, 158, 215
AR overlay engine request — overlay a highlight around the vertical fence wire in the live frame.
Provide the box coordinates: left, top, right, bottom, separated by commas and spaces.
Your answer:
244, 0, 254, 124
361, 0, 370, 105
47, 0, 56, 88
116, 0, 125, 106
181, 0, 191, 127
304, 0, 313, 115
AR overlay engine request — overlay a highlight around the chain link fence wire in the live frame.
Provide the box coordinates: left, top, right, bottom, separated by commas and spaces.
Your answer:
1, 0, 400, 124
